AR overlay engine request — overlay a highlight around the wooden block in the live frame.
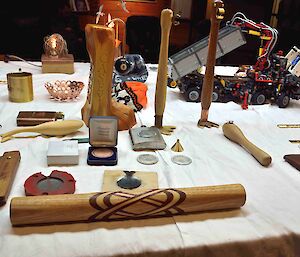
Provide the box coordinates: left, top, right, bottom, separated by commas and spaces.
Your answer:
0, 151, 21, 206
102, 170, 158, 192
41, 54, 74, 74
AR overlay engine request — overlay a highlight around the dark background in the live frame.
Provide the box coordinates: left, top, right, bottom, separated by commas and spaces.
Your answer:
0, 0, 299, 64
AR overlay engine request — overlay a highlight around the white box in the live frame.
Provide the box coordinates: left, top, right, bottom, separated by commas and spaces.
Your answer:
47, 141, 79, 166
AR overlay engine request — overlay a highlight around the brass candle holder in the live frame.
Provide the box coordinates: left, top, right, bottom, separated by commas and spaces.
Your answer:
7, 72, 33, 102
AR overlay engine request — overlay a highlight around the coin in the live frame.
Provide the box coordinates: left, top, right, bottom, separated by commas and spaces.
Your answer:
137, 154, 159, 165
171, 155, 192, 165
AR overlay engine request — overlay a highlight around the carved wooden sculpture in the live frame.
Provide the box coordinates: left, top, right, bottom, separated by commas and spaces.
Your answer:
10, 184, 246, 226
154, 9, 176, 135
81, 24, 136, 130
198, 0, 225, 128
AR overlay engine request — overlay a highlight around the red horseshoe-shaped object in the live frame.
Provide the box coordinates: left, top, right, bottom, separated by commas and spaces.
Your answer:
24, 170, 76, 196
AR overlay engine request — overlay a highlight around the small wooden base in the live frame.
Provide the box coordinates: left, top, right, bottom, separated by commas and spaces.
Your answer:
102, 170, 158, 192
41, 54, 74, 74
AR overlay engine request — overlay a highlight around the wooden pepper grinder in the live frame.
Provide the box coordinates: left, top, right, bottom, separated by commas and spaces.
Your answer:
82, 24, 136, 130
154, 9, 176, 135
198, 0, 225, 128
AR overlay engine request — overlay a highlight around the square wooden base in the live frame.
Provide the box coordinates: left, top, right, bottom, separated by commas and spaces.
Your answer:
102, 170, 158, 193
41, 54, 74, 74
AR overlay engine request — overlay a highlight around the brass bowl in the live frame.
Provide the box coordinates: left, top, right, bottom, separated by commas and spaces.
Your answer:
45, 80, 84, 101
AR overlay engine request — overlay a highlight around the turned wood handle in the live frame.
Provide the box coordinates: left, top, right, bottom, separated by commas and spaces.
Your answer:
222, 122, 272, 167
201, 0, 224, 111
0, 151, 20, 206
155, 9, 173, 127
0, 120, 84, 139
10, 184, 246, 226
82, 25, 115, 121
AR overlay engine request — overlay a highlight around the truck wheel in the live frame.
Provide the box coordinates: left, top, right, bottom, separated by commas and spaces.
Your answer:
251, 92, 266, 105
212, 91, 219, 102
277, 93, 290, 108
167, 78, 177, 88
186, 87, 200, 102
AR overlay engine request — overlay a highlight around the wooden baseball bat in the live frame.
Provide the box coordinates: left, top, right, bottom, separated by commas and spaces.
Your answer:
0, 151, 20, 206
222, 122, 272, 167
200, 1, 224, 121
10, 184, 246, 226
154, 9, 173, 128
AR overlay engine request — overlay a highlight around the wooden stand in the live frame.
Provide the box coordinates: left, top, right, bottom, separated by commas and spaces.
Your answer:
41, 54, 74, 74
81, 24, 136, 131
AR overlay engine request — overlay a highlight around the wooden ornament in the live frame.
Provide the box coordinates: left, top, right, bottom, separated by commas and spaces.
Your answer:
10, 184, 246, 226
81, 24, 136, 131
222, 121, 272, 167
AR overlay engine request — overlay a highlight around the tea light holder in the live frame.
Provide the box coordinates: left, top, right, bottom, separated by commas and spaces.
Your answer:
41, 34, 74, 74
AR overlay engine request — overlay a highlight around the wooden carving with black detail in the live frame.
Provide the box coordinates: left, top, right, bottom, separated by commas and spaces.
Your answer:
10, 184, 246, 226
198, 0, 225, 128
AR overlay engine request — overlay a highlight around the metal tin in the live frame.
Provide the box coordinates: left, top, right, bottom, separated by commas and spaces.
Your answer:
7, 72, 33, 102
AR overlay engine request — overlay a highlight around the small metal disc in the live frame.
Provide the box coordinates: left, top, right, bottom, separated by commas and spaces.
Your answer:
171, 155, 192, 165
137, 154, 158, 165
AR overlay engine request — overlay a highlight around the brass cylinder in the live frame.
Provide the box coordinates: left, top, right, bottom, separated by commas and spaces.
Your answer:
7, 72, 33, 102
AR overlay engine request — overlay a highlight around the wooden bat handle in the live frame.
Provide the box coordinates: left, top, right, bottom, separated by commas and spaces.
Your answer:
82, 25, 115, 124
155, 9, 173, 127
10, 184, 246, 226
222, 122, 272, 167
201, 1, 224, 111
0, 151, 20, 206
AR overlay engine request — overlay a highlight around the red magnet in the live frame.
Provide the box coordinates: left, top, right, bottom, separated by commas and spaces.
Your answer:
24, 170, 76, 196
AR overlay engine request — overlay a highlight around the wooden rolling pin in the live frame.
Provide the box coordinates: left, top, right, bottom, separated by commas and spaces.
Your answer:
0, 120, 84, 143
154, 9, 173, 128
10, 184, 246, 226
82, 24, 136, 130
0, 151, 20, 206
222, 121, 272, 166
198, 0, 224, 127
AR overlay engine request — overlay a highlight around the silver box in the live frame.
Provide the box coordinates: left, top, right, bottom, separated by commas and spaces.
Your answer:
47, 141, 79, 166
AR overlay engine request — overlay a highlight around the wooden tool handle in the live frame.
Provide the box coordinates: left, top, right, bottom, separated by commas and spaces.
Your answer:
10, 184, 246, 226
154, 9, 173, 127
201, 0, 224, 111
82, 25, 115, 123
0, 151, 21, 206
1, 120, 84, 140
222, 122, 272, 167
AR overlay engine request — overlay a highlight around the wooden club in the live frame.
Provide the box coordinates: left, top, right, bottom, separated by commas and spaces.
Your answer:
222, 121, 272, 167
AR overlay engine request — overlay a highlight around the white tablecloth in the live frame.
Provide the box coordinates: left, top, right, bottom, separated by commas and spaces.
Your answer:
1, 61, 300, 257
